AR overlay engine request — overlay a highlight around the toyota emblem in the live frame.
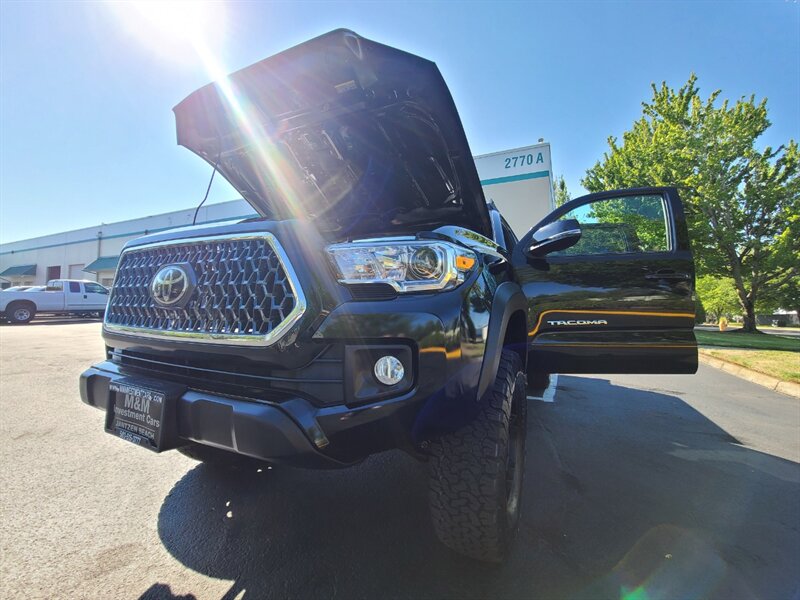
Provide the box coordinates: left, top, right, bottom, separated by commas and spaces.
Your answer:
150, 264, 193, 307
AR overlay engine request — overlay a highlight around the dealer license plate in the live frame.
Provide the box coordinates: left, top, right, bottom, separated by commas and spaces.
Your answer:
106, 380, 170, 452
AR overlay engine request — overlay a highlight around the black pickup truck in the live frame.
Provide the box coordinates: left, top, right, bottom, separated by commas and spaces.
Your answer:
80, 30, 697, 562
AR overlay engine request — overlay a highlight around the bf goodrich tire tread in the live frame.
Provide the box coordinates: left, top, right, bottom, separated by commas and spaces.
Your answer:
428, 349, 526, 562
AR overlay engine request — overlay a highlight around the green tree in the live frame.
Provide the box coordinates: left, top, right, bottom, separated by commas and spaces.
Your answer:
553, 175, 571, 207
695, 275, 740, 321
757, 269, 800, 320
755, 198, 800, 319
582, 75, 800, 332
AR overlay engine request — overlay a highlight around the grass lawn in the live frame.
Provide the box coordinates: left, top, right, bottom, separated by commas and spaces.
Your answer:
695, 330, 800, 351
696, 330, 799, 383
701, 348, 800, 383
703, 323, 800, 332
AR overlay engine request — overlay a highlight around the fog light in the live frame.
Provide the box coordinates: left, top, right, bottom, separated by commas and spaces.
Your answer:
374, 355, 404, 386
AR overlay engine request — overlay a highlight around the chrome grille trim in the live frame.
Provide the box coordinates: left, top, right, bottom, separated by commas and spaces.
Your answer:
103, 232, 307, 346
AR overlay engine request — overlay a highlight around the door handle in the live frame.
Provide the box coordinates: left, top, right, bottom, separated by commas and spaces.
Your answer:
644, 269, 690, 281
83, 294, 87, 299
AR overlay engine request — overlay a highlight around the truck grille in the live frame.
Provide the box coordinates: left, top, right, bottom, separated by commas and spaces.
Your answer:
104, 233, 305, 346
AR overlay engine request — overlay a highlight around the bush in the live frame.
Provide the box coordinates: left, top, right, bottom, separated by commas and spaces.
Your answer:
696, 276, 740, 322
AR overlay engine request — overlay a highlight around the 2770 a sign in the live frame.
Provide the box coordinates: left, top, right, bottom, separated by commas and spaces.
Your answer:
504, 152, 545, 169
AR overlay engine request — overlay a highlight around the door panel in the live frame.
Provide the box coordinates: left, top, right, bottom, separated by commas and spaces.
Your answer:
65, 281, 85, 310
512, 187, 697, 375
83, 282, 110, 310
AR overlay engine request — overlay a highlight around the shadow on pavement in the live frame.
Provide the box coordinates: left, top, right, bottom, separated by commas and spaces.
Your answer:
148, 377, 800, 600
140, 584, 197, 600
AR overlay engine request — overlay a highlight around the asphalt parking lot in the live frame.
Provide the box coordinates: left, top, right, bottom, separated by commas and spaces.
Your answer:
1, 322, 798, 600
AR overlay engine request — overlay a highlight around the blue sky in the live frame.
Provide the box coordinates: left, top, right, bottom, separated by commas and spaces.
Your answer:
1, 1, 797, 242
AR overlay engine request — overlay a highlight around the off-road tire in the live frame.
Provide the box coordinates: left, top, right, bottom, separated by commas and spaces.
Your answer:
428, 349, 527, 562
7, 301, 35, 324
178, 443, 266, 470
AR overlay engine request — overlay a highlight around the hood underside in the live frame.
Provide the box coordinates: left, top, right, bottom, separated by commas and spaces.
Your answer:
173, 29, 492, 239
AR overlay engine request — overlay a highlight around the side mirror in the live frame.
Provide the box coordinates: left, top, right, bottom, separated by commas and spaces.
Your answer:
525, 219, 582, 257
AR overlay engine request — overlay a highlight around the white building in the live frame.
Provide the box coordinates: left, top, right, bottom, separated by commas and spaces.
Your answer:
475, 142, 554, 233
0, 143, 553, 288
0, 201, 255, 288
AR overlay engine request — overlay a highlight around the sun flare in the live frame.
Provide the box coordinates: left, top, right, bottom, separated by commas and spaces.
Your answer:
109, 1, 226, 66
130, 0, 219, 46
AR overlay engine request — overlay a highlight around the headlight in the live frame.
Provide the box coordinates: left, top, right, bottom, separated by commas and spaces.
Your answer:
327, 240, 477, 292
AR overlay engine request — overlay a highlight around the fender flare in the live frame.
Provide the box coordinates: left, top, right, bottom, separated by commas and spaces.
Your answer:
476, 281, 528, 401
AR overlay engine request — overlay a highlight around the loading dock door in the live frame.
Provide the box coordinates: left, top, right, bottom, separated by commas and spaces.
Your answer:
46, 266, 61, 281
68, 264, 85, 279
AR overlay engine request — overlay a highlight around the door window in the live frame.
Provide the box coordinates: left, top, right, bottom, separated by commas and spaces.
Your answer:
84, 282, 108, 294
551, 194, 669, 256
69, 282, 81, 293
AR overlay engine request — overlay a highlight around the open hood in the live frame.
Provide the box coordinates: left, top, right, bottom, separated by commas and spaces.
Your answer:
173, 29, 492, 239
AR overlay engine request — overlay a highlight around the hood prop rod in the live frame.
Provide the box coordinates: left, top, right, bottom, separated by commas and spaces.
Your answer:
192, 154, 221, 225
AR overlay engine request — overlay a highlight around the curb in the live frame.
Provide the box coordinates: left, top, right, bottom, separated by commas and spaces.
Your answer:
698, 351, 800, 399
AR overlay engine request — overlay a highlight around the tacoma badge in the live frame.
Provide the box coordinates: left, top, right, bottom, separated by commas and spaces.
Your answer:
546, 319, 609, 326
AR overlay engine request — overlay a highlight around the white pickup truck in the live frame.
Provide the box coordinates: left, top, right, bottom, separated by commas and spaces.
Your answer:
0, 279, 109, 324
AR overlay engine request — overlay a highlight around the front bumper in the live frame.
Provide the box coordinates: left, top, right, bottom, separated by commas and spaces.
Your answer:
81, 359, 428, 468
